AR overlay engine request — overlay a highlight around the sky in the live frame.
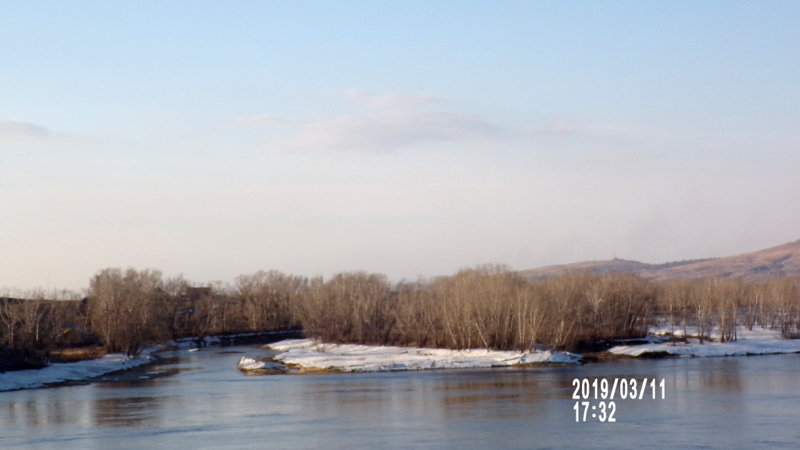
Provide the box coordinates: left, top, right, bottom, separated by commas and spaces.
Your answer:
2, 1, 799, 291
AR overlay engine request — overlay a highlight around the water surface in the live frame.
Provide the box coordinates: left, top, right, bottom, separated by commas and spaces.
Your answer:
1, 345, 798, 449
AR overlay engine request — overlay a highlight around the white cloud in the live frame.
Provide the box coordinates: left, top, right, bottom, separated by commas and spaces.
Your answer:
233, 114, 297, 127
235, 90, 503, 152
340, 89, 447, 109
281, 111, 504, 152
235, 90, 621, 153
0, 120, 52, 140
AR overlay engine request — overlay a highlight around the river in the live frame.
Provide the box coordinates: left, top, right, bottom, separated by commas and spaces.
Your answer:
1, 344, 799, 449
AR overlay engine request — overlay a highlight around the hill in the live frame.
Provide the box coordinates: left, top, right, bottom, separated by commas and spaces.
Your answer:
519, 239, 800, 281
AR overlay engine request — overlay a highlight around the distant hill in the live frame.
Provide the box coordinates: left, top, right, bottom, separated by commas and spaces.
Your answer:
519, 239, 800, 282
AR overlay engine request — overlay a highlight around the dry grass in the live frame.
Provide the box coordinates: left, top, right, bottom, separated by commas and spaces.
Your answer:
48, 346, 106, 363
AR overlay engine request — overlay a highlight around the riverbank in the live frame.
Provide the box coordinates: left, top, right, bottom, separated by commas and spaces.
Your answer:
0, 351, 155, 391
0, 330, 301, 391
239, 326, 800, 374
608, 326, 800, 358
5, 326, 800, 390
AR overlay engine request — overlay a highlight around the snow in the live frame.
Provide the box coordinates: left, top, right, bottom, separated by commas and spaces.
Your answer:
648, 325, 705, 338
603, 336, 669, 344
0, 330, 295, 391
0, 352, 154, 392
608, 327, 800, 357
167, 335, 221, 351
238, 357, 268, 370
236, 357, 289, 372
264, 339, 581, 372
168, 330, 296, 351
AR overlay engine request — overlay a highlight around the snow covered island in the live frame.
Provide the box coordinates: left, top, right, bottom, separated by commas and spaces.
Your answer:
238, 339, 582, 373
608, 327, 800, 358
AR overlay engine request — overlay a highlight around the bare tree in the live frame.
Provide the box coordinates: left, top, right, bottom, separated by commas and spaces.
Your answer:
88, 268, 166, 355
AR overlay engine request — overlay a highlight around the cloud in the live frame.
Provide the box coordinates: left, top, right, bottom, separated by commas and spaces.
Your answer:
281, 111, 504, 152
0, 120, 52, 140
236, 89, 617, 153
233, 114, 297, 127
541, 119, 582, 135
235, 89, 502, 152
518, 117, 641, 145
340, 89, 447, 109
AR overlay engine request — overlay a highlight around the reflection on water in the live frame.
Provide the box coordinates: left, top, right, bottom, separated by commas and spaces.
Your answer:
1, 347, 800, 449
92, 395, 166, 428
3, 380, 171, 430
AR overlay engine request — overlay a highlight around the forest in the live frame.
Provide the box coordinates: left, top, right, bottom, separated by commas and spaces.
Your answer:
2, 266, 799, 369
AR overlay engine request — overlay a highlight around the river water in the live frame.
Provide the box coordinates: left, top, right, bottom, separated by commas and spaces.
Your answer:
1, 344, 799, 449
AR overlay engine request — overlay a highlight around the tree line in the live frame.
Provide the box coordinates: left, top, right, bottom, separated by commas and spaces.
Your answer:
2, 266, 799, 364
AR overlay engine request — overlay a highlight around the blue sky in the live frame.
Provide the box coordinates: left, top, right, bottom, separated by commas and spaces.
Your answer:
2, 1, 799, 290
